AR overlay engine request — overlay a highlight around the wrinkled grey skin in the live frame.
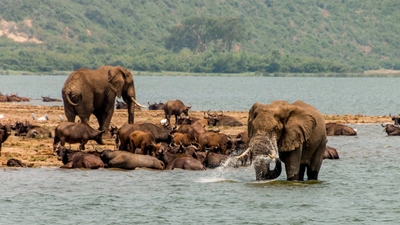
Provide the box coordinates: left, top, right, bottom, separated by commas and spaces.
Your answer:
62, 66, 144, 133
240, 100, 326, 181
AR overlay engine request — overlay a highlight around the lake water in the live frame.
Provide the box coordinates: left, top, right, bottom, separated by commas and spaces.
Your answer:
1, 75, 400, 224
0, 75, 399, 115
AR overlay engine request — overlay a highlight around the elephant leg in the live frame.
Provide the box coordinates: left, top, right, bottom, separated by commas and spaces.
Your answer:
307, 145, 324, 180
94, 107, 113, 132
306, 166, 319, 180
298, 164, 306, 181
281, 148, 302, 181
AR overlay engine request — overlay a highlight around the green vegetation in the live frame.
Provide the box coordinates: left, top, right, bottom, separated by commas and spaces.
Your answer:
0, 0, 399, 74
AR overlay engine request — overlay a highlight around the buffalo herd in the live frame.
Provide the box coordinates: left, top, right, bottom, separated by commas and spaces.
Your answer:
2, 99, 399, 171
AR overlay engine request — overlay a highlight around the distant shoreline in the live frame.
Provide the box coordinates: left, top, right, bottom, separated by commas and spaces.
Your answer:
1, 70, 400, 77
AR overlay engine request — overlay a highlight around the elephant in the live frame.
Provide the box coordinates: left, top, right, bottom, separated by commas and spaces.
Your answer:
236, 100, 326, 181
62, 66, 145, 133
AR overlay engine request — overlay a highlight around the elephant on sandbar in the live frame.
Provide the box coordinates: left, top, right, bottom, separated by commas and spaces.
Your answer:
237, 100, 326, 181
62, 66, 145, 133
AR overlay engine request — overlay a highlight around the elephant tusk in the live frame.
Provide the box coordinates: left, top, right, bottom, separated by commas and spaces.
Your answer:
235, 147, 251, 159
131, 97, 147, 108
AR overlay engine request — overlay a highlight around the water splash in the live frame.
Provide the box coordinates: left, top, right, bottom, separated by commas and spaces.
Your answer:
249, 133, 279, 157
196, 157, 241, 183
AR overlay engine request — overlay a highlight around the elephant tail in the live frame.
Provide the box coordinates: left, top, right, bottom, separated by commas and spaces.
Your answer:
65, 91, 81, 106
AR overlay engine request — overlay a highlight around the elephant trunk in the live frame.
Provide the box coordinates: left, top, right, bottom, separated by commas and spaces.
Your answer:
245, 134, 282, 180
253, 156, 282, 180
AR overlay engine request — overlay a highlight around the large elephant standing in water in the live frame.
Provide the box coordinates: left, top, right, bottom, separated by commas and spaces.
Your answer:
62, 66, 145, 133
237, 100, 326, 181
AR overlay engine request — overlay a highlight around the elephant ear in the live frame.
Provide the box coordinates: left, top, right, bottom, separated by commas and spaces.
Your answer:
108, 67, 125, 98
279, 105, 316, 152
247, 102, 262, 138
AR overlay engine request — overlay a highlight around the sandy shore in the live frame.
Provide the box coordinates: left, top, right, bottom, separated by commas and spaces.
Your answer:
0, 104, 392, 167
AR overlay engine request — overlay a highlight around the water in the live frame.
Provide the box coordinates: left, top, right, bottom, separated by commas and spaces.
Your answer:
0, 75, 399, 115
1, 75, 400, 224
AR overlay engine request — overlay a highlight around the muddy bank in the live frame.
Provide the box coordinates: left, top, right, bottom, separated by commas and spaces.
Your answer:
0, 104, 392, 167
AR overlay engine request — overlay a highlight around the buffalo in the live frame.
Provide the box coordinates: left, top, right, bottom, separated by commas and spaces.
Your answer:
325, 122, 357, 136
204, 110, 243, 126
97, 149, 164, 170
201, 151, 239, 168
42, 96, 62, 102
155, 148, 205, 171
324, 145, 340, 160
6, 94, 30, 102
56, 145, 104, 169
0, 123, 12, 156
116, 100, 128, 109
12, 121, 52, 138
116, 122, 174, 150
0, 93, 7, 102
172, 132, 197, 147
197, 132, 242, 155
165, 157, 206, 170
7, 158, 25, 167
129, 130, 164, 156
148, 101, 165, 110
53, 122, 105, 151
163, 100, 191, 124
381, 122, 400, 136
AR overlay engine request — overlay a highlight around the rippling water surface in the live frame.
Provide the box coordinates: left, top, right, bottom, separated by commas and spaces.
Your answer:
1, 75, 400, 224
1, 75, 399, 115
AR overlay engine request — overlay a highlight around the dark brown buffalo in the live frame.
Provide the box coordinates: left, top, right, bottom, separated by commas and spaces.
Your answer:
148, 101, 165, 110
230, 131, 251, 165
109, 124, 119, 138
156, 148, 196, 163
390, 114, 400, 125
7, 158, 25, 167
97, 149, 164, 170
177, 116, 201, 125
6, 94, 21, 102
42, 96, 62, 102
0, 123, 12, 156
325, 122, 357, 136
204, 110, 243, 126
116, 100, 128, 109
56, 146, 104, 169
6, 94, 30, 102
381, 122, 400, 136
53, 122, 105, 151
129, 130, 163, 156
116, 122, 173, 150
0, 93, 7, 102
324, 145, 340, 160
163, 100, 191, 124
12, 121, 52, 138
201, 151, 239, 168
